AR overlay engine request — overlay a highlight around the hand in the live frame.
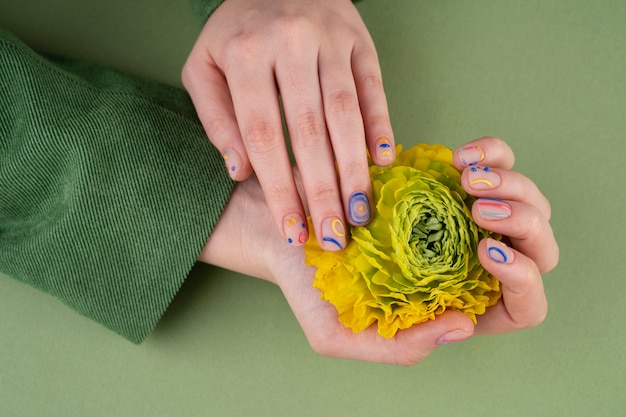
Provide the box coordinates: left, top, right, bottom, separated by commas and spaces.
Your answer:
199, 174, 475, 365
453, 136, 559, 334
199, 137, 558, 364
183, 0, 395, 252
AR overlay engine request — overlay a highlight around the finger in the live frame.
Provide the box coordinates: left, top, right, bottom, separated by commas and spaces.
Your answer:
274, 48, 348, 250
226, 57, 309, 246
472, 198, 559, 273
181, 57, 253, 181
318, 44, 373, 227
352, 40, 396, 166
462, 166, 552, 221
453, 136, 515, 171
474, 239, 548, 334
280, 262, 475, 365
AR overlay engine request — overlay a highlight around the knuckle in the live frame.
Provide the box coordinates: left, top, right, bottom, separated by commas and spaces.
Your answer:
360, 72, 383, 88
295, 111, 324, 145
392, 349, 427, 367
226, 30, 264, 62
531, 305, 548, 328
305, 326, 339, 358
243, 119, 280, 155
203, 117, 231, 141
327, 90, 359, 115
308, 184, 339, 205
272, 13, 317, 45
516, 211, 545, 241
181, 58, 200, 89
518, 303, 548, 330
262, 182, 293, 202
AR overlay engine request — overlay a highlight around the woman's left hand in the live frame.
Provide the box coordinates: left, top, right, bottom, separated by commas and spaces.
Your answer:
453, 136, 559, 334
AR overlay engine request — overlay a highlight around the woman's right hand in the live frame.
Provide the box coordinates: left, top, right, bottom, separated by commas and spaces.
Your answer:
183, 0, 395, 252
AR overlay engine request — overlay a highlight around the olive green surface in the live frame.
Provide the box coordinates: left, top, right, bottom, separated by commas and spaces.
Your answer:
1, 0, 624, 416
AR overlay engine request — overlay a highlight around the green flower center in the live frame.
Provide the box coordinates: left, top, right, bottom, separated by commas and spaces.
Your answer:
410, 214, 447, 259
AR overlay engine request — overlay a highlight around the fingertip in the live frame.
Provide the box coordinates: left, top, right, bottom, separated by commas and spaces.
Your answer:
222, 147, 253, 181
346, 191, 372, 227
318, 216, 348, 252
478, 238, 542, 296
370, 136, 396, 166
282, 212, 309, 246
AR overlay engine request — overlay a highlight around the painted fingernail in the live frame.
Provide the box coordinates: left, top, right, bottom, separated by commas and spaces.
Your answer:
375, 137, 394, 161
468, 166, 501, 190
321, 217, 347, 251
459, 146, 485, 166
283, 213, 308, 246
348, 192, 371, 225
222, 148, 241, 179
486, 238, 514, 264
436, 330, 472, 345
476, 198, 512, 220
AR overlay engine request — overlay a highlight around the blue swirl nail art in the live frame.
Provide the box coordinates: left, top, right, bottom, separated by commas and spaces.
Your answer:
349, 192, 371, 225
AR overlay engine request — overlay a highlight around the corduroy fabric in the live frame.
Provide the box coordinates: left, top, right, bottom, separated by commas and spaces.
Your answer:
188, 0, 226, 24
187, 0, 364, 25
0, 28, 235, 343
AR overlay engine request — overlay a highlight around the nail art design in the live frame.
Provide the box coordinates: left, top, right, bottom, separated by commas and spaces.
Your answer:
376, 137, 393, 159
284, 213, 308, 245
468, 166, 501, 190
487, 238, 514, 264
321, 217, 346, 251
459, 146, 485, 166
476, 198, 512, 219
222, 148, 241, 178
348, 192, 371, 225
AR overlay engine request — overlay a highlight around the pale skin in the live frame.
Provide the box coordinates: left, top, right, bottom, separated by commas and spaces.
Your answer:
183, 0, 394, 251
199, 137, 560, 365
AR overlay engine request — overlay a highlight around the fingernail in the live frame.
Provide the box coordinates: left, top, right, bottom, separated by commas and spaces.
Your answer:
475, 198, 511, 220
283, 213, 308, 246
375, 137, 394, 161
348, 192, 371, 225
468, 166, 501, 190
486, 238, 514, 264
222, 148, 241, 179
459, 146, 485, 166
436, 330, 472, 345
320, 217, 347, 251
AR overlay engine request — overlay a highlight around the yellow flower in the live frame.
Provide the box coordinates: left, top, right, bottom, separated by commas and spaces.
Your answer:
304, 143, 502, 338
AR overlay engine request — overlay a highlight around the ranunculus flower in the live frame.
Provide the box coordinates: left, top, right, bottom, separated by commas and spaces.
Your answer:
304, 143, 502, 338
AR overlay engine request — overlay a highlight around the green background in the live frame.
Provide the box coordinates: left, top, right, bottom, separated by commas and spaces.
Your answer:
1, 0, 624, 415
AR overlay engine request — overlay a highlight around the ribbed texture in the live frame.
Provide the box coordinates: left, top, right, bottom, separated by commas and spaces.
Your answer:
188, 0, 226, 24
187, 0, 365, 25
0, 28, 235, 343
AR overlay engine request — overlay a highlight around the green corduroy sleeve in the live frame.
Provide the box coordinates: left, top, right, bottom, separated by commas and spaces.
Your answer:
187, 0, 364, 25
0, 28, 235, 343
188, 0, 225, 24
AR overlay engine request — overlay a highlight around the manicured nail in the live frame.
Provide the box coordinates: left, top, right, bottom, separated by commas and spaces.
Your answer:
348, 192, 371, 225
283, 213, 308, 246
321, 217, 347, 251
436, 330, 472, 345
475, 198, 511, 220
222, 148, 241, 179
375, 137, 394, 161
468, 166, 501, 190
486, 238, 514, 264
459, 146, 485, 166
